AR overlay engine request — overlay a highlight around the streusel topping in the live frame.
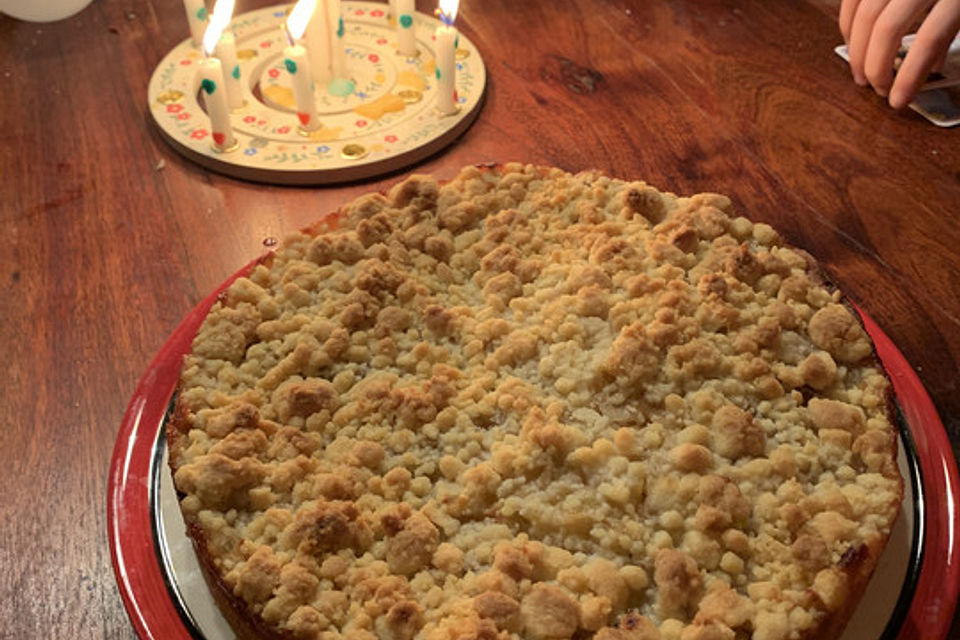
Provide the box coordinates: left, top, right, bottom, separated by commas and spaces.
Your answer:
170, 164, 901, 640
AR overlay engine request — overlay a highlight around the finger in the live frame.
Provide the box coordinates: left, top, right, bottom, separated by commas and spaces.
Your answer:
863, 0, 934, 96
840, 0, 864, 43
890, 0, 960, 108
848, 0, 893, 84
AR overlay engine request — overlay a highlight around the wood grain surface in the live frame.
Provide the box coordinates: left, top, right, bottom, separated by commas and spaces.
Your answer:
1, 0, 958, 639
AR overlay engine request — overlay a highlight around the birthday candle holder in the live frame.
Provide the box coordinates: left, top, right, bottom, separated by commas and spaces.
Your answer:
148, 1, 485, 185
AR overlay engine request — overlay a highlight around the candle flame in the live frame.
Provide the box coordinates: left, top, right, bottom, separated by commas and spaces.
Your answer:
202, 0, 236, 56
286, 0, 317, 42
437, 0, 459, 25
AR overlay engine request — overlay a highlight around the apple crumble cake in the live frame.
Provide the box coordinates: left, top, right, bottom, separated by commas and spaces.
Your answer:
167, 164, 902, 640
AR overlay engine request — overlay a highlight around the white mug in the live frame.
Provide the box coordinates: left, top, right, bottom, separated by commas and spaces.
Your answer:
0, 0, 95, 22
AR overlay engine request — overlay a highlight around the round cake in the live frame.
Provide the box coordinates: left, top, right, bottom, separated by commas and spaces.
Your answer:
167, 164, 902, 640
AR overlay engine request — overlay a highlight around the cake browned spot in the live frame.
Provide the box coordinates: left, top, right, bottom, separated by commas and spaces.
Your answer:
168, 164, 902, 640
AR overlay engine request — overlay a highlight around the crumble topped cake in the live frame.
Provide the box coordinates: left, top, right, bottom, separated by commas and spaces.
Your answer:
168, 164, 902, 640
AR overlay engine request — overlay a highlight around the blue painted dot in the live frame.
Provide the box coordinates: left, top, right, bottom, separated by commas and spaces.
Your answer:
244, 147, 257, 155
316, 145, 331, 153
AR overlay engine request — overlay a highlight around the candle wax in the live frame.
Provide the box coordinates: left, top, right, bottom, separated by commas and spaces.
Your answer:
182, 0, 207, 46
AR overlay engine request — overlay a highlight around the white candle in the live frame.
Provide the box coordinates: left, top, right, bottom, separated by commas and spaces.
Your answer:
182, 0, 208, 46
434, 0, 459, 115
196, 58, 236, 150
197, 0, 237, 151
328, 0, 348, 79
305, 0, 333, 86
215, 31, 244, 109
396, 0, 416, 57
286, 0, 321, 131
284, 45, 321, 132
388, 0, 398, 26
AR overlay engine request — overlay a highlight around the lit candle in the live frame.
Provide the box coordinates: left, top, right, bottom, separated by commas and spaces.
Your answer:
434, 0, 459, 115
285, 0, 322, 132
305, 0, 332, 85
196, 0, 236, 151
396, 0, 416, 57
305, 1, 348, 85
182, 0, 208, 46
215, 30, 244, 109
328, 0, 348, 79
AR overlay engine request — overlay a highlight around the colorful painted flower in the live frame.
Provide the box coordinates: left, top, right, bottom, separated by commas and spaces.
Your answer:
166, 103, 183, 113
385, 135, 398, 143
277, 125, 291, 134
272, 10, 286, 17
355, 91, 368, 99
257, 120, 267, 126
244, 147, 257, 156
243, 115, 256, 123
354, 9, 365, 15
190, 129, 208, 139
260, 40, 272, 48
456, 62, 463, 71
356, 120, 368, 127
268, 68, 280, 79
180, 59, 192, 66
368, 54, 379, 63
316, 145, 331, 153
376, 38, 388, 45
177, 112, 191, 120
371, 9, 384, 17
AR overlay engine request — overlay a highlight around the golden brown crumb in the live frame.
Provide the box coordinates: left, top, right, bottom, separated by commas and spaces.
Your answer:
170, 165, 901, 640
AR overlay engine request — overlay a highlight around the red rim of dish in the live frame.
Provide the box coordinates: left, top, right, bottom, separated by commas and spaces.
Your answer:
107, 268, 960, 640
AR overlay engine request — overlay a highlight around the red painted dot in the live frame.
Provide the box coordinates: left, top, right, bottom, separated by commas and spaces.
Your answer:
368, 53, 379, 63
354, 9, 365, 15
268, 68, 280, 78
376, 38, 388, 45
370, 9, 384, 17
177, 112, 191, 120
356, 120, 367, 127
277, 125, 291, 134
243, 115, 256, 123
180, 59, 192, 66
385, 135, 397, 143
257, 120, 266, 126
260, 40, 272, 48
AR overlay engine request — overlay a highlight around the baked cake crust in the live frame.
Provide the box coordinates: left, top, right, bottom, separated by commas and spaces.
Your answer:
168, 164, 902, 640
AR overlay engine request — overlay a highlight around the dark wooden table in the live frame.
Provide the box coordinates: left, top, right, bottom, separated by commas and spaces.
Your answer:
2, 0, 958, 638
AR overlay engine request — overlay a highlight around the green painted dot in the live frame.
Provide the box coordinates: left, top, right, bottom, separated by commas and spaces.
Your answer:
231, 64, 240, 80
454, 34, 459, 49
196, 7, 207, 21
337, 17, 345, 38
435, 67, 441, 80
284, 58, 297, 74
399, 14, 413, 28
200, 78, 216, 94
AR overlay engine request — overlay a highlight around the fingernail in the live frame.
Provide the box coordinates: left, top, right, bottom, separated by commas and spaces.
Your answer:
854, 74, 867, 87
